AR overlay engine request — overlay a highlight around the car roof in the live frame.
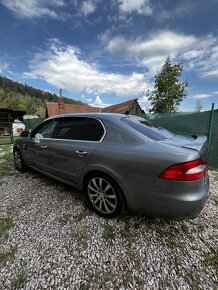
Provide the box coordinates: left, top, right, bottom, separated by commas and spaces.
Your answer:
48, 113, 127, 121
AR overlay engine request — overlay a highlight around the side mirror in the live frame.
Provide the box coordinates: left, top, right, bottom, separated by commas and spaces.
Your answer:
20, 130, 30, 137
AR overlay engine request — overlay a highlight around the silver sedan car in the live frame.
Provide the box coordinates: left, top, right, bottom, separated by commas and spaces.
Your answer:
13, 113, 209, 219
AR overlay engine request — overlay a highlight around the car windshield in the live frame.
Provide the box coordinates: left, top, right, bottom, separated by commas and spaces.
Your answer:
122, 116, 175, 141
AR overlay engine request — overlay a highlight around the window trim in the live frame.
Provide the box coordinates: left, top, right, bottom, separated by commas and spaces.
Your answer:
50, 116, 107, 143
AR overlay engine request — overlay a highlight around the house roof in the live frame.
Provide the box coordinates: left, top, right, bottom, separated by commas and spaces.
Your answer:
46, 98, 143, 117
0, 108, 26, 122
46, 102, 101, 117
101, 99, 138, 114
64, 104, 100, 114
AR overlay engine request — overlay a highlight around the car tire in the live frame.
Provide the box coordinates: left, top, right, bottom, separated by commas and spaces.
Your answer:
85, 174, 124, 218
13, 149, 26, 171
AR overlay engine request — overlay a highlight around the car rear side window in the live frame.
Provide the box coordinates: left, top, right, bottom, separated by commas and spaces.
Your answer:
122, 117, 174, 141
55, 117, 104, 141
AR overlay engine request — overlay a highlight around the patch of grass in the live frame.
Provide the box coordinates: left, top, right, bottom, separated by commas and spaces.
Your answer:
0, 145, 17, 177
73, 230, 88, 249
11, 271, 27, 290
58, 213, 71, 225
120, 219, 133, 247
180, 224, 195, 241
7, 200, 30, 216
102, 224, 116, 244
205, 248, 218, 281
0, 216, 13, 238
209, 166, 218, 172
182, 269, 202, 289
73, 210, 92, 222
211, 195, 218, 208
0, 248, 16, 265
82, 270, 117, 290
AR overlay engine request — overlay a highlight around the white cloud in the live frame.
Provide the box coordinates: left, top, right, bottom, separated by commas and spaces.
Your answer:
107, 31, 197, 76
0, 0, 65, 19
91, 96, 110, 108
192, 91, 218, 99
192, 94, 211, 99
80, 0, 96, 16
0, 62, 9, 73
158, 2, 195, 22
25, 40, 150, 97
118, 0, 153, 15
201, 69, 218, 79
106, 31, 218, 79
81, 94, 93, 103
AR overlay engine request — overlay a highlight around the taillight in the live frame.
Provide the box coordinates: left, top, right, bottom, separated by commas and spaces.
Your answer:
159, 159, 208, 181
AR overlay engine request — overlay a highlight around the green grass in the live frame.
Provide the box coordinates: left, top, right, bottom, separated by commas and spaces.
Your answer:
209, 166, 218, 172
11, 271, 27, 290
211, 195, 218, 208
0, 136, 13, 145
206, 248, 218, 281
0, 144, 17, 177
102, 224, 116, 244
73, 230, 88, 249
0, 248, 16, 265
58, 213, 71, 225
0, 216, 13, 237
120, 219, 133, 246
73, 209, 92, 222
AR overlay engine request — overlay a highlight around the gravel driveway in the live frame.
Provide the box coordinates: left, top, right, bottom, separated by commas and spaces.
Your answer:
0, 145, 217, 289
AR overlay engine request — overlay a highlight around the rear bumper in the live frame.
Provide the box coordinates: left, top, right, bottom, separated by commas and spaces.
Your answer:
124, 175, 209, 219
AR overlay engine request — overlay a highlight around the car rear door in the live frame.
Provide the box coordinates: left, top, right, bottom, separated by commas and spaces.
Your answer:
48, 116, 105, 183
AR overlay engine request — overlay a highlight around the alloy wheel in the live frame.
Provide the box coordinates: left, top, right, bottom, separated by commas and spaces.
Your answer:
14, 150, 23, 170
87, 177, 118, 214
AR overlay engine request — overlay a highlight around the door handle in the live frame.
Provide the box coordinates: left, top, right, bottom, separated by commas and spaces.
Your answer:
41, 145, 48, 149
75, 150, 88, 156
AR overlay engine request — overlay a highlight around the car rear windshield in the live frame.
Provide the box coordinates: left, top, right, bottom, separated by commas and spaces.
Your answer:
122, 116, 175, 141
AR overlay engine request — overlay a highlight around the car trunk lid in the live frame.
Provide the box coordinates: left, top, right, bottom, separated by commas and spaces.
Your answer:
161, 134, 208, 159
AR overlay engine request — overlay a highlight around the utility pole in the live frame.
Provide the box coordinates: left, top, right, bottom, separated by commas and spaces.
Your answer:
59, 88, 62, 99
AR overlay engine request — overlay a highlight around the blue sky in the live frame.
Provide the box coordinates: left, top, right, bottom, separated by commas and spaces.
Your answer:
0, 0, 218, 111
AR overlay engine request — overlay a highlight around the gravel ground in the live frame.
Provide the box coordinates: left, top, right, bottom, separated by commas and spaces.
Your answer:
0, 145, 217, 290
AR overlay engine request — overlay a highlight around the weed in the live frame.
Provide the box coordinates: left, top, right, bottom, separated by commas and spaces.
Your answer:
182, 269, 202, 289
205, 248, 218, 281
120, 219, 133, 247
82, 270, 117, 290
58, 214, 71, 225
181, 224, 195, 241
0, 216, 13, 237
73, 210, 92, 222
102, 224, 116, 244
73, 230, 88, 249
11, 271, 27, 290
0, 146, 17, 177
0, 248, 16, 265
211, 195, 218, 208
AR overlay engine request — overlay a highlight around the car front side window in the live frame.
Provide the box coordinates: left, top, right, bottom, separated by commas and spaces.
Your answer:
32, 119, 58, 139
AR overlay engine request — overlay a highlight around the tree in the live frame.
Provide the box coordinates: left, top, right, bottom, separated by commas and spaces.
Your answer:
195, 100, 203, 112
148, 56, 188, 113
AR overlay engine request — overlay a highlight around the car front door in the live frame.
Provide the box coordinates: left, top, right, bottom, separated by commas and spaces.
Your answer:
23, 119, 58, 172
48, 117, 105, 183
